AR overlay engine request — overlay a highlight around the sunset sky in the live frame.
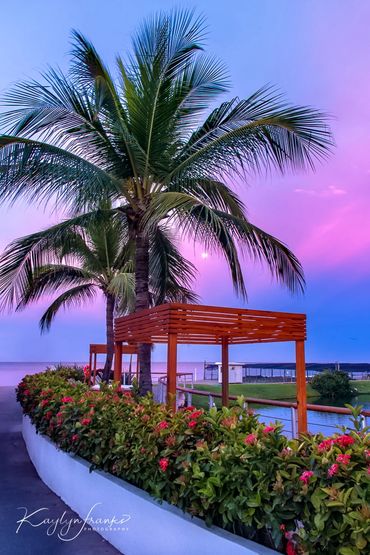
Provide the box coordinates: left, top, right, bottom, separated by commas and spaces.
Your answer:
0, 0, 369, 363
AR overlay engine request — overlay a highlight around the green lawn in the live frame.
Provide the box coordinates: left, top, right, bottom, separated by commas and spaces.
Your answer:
189, 380, 370, 409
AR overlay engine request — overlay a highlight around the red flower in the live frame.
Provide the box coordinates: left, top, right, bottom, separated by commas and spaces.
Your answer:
263, 425, 275, 434
189, 410, 202, 419
366, 466, 370, 476
286, 541, 298, 555
83, 364, 90, 377
40, 399, 49, 407
335, 435, 355, 448
81, 418, 91, 426
188, 420, 197, 428
299, 470, 314, 484
23, 389, 30, 396
328, 463, 339, 477
183, 406, 195, 412
61, 396, 73, 403
45, 411, 53, 420
336, 453, 351, 465
72, 434, 79, 442
318, 439, 334, 451
365, 449, 370, 459
155, 421, 169, 431
159, 458, 169, 472
244, 433, 257, 445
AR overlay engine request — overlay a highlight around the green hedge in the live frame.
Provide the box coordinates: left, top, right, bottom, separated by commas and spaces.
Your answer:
17, 370, 370, 555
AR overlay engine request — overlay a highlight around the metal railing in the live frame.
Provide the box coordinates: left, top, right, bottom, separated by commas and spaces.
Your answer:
175, 385, 370, 438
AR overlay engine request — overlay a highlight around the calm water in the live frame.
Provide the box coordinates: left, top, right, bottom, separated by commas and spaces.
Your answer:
250, 396, 370, 437
0, 361, 204, 386
2, 362, 368, 436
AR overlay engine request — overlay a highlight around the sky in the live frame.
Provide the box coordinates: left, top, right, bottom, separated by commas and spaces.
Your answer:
0, 0, 369, 363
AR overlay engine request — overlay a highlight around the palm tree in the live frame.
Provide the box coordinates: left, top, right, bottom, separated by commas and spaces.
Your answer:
0, 206, 197, 381
0, 10, 333, 394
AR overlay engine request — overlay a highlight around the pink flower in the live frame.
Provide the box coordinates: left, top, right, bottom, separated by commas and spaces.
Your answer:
318, 439, 334, 452
299, 470, 314, 484
23, 389, 30, 396
328, 463, 339, 477
188, 420, 197, 428
45, 411, 53, 420
81, 418, 91, 426
365, 449, 370, 459
244, 434, 257, 445
336, 454, 351, 465
40, 399, 49, 407
61, 396, 73, 403
263, 425, 275, 434
72, 434, 79, 442
367, 466, 370, 476
335, 435, 355, 448
159, 457, 169, 472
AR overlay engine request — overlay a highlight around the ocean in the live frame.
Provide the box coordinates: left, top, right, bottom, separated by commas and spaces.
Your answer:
0, 361, 205, 387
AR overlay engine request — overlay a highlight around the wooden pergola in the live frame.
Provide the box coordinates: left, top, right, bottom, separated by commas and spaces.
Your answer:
89, 343, 138, 384
114, 303, 308, 433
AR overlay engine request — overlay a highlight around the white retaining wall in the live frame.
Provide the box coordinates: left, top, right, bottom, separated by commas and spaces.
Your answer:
22, 415, 278, 555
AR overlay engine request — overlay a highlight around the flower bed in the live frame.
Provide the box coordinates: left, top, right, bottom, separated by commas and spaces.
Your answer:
17, 369, 370, 555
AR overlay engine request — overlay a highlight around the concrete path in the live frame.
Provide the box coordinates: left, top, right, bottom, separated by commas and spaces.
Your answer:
0, 386, 121, 555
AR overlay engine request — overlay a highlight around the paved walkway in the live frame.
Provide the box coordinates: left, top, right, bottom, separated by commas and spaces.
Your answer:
0, 387, 121, 555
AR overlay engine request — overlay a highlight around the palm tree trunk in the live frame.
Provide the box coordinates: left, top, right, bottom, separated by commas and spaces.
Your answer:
135, 230, 152, 395
102, 293, 115, 382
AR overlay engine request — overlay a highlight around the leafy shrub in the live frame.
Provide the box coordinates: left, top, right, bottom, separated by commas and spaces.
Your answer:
17, 371, 370, 555
311, 370, 356, 400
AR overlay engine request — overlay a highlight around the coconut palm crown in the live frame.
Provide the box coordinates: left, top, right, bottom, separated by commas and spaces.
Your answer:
0, 9, 333, 393
0, 206, 197, 380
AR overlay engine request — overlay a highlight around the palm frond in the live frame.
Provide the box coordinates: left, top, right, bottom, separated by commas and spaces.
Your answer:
39, 284, 97, 332
149, 224, 198, 304
107, 270, 135, 314
16, 265, 95, 309
0, 136, 121, 211
169, 85, 333, 181
0, 207, 121, 310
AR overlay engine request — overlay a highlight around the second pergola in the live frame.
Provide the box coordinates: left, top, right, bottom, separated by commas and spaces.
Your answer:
114, 303, 308, 433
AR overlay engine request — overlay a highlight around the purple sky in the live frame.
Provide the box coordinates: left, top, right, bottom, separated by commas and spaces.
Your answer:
0, 1, 369, 363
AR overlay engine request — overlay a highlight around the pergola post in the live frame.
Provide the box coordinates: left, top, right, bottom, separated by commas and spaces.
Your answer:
88, 349, 93, 384
296, 340, 307, 434
221, 337, 229, 407
113, 342, 122, 383
167, 333, 178, 409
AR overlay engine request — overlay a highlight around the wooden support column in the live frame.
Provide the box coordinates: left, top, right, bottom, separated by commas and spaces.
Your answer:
296, 340, 307, 434
88, 350, 93, 384
167, 333, 178, 410
113, 342, 122, 383
221, 337, 229, 407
